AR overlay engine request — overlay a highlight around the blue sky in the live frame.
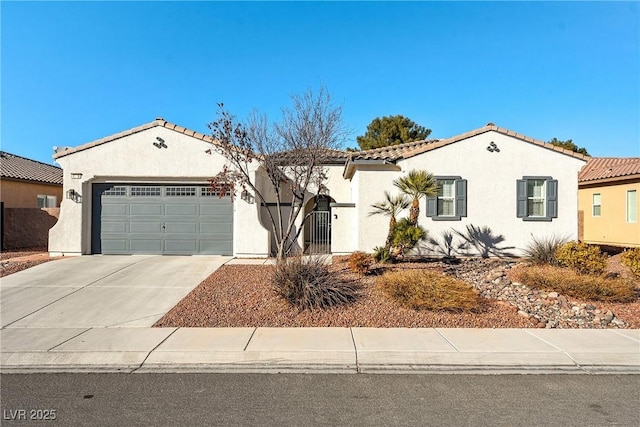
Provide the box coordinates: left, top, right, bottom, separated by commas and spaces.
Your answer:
2, 1, 639, 165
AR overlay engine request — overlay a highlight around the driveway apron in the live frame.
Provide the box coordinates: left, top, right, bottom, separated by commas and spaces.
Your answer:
0, 256, 230, 328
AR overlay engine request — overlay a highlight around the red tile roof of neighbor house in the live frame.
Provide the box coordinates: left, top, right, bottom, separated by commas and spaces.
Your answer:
578, 157, 640, 184
0, 151, 63, 185
347, 123, 590, 162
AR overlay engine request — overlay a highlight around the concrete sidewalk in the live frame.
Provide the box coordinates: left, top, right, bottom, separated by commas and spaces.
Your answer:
1, 327, 638, 374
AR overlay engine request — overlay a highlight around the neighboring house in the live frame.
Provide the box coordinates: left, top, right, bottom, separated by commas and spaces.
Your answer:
0, 151, 63, 249
578, 157, 640, 248
49, 119, 587, 257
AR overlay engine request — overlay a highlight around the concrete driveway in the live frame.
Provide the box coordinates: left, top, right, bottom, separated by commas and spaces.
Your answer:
1, 256, 231, 328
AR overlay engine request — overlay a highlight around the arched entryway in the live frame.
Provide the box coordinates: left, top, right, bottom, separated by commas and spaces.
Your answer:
304, 195, 333, 254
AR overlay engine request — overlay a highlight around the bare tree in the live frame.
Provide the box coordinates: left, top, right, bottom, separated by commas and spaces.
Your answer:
207, 87, 348, 261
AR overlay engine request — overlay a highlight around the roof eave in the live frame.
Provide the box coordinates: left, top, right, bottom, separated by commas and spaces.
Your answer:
53, 118, 217, 160
579, 174, 640, 186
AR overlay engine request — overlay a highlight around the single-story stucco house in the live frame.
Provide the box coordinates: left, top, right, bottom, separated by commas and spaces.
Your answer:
49, 118, 588, 257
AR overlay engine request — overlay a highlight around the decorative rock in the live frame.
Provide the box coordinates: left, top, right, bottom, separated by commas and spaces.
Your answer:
446, 258, 628, 330
611, 318, 625, 327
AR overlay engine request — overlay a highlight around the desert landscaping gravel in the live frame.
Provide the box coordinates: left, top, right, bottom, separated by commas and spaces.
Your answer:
155, 257, 639, 329
0, 249, 55, 277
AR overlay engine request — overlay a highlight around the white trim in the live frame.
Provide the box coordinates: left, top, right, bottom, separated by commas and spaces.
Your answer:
627, 190, 637, 223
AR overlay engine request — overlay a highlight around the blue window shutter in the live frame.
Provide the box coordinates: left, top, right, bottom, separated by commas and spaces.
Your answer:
547, 179, 558, 218
516, 180, 527, 218
426, 196, 437, 217
455, 179, 467, 217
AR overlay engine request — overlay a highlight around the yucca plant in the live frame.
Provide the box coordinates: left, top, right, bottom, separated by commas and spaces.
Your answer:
523, 234, 568, 265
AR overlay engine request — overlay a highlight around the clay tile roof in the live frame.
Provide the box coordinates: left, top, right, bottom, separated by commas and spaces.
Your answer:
578, 157, 640, 183
53, 118, 217, 159
0, 151, 63, 185
347, 123, 589, 163
348, 139, 438, 161
53, 117, 353, 165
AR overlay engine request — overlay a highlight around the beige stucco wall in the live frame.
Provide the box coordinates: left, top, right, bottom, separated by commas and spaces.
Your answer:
0, 179, 62, 208
579, 180, 640, 247
49, 125, 269, 256
350, 131, 587, 256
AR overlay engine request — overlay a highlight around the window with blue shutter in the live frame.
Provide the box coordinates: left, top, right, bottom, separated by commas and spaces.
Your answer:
427, 176, 467, 221
517, 176, 557, 221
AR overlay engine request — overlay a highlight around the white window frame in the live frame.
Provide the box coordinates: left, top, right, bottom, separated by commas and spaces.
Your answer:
627, 190, 637, 223
592, 193, 601, 217
37, 194, 57, 208
527, 179, 546, 218
437, 179, 456, 217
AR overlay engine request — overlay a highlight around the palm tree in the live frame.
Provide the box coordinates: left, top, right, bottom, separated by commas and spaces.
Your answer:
393, 169, 438, 226
369, 191, 410, 249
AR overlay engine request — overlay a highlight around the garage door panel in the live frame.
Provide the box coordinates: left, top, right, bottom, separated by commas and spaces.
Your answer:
101, 239, 129, 253
130, 222, 163, 233
130, 204, 164, 215
165, 204, 198, 215
101, 204, 128, 216
200, 204, 232, 215
164, 223, 197, 233
93, 184, 233, 255
200, 240, 232, 254
165, 240, 198, 253
130, 239, 163, 253
200, 222, 233, 233
101, 221, 128, 233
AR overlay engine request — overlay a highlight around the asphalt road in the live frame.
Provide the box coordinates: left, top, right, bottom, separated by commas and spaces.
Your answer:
1, 374, 638, 426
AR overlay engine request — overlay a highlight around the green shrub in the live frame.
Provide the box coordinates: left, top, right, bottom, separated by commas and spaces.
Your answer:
373, 246, 392, 263
272, 256, 360, 310
377, 270, 479, 311
621, 248, 640, 278
391, 218, 426, 257
554, 241, 607, 275
523, 234, 568, 265
348, 251, 373, 275
514, 265, 635, 302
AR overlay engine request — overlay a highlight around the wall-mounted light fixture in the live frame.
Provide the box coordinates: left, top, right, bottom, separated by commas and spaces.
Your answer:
70, 173, 83, 179
153, 136, 168, 149
486, 141, 500, 153
241, 189, 254, 204
66, 189, 82, 203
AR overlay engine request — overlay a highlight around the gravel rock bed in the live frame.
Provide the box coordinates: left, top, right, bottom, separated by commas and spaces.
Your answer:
446, 258, 640, 329
0, 251, 54, 277
154, 258, 639, 329
154, 263, 532, 328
